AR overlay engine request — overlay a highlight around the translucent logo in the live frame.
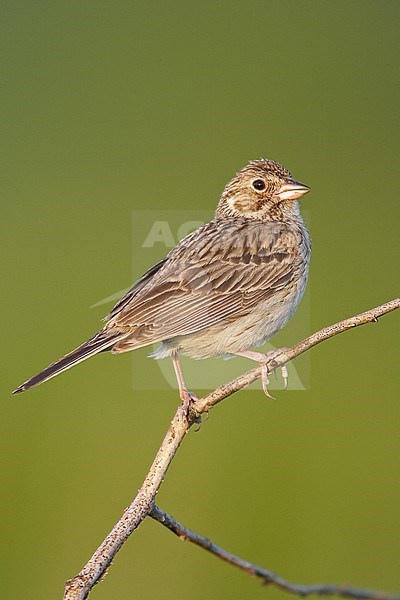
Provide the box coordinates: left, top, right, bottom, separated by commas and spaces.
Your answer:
93, 210, 310, 392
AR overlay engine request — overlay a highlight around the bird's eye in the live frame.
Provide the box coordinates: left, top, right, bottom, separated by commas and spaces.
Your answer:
252, 179, 266, 191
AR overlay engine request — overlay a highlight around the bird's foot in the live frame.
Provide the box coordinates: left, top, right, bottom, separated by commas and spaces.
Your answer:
262, 348, 289, 391
179, 388, 198, 411
193, 409, 209, 432
264, 348, 289, 395
235, 348, 289, 398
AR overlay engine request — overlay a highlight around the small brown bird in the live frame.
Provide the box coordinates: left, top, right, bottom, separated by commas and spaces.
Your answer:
13, 159, 311, 404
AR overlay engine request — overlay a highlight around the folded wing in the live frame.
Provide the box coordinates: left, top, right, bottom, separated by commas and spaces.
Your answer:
105, 220, 300, 346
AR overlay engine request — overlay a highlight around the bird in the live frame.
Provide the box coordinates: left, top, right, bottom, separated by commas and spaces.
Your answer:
13, 158, 311, 405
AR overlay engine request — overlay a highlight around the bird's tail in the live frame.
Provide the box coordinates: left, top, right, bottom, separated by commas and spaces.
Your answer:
13, 330, 123, 394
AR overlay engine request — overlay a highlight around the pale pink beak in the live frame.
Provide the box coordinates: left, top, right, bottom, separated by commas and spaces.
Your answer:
274, 179, 310, 202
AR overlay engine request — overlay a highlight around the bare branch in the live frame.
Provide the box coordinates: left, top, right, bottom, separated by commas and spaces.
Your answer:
194, 298, 400, 414
150, 505, 400, 600
63, 407, 191, 599
63, 298, 400, 600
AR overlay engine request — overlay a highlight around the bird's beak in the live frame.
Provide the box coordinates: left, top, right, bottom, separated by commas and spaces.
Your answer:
274, 180, 310, 202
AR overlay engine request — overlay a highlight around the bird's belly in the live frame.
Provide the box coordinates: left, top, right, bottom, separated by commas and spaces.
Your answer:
155, 278, 307, 360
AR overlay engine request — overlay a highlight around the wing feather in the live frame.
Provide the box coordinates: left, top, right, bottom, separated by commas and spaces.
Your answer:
105, 220, 302, 344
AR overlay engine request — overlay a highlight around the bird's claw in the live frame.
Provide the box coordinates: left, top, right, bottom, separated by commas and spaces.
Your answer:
193, 409, 210, 431
179, 388, 198, 411
234, 347, 289, 398
281, 364, 289, 390
260, 348, 289, 397
260, 363, 276, 399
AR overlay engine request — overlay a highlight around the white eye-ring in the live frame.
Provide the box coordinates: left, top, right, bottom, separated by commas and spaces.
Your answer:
252, 179, 266, 191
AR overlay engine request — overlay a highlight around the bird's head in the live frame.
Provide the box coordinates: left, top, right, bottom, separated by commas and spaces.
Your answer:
216, 159, 310, 221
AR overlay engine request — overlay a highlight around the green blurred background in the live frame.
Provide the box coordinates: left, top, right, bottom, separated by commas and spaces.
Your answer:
2, 2, 399, 599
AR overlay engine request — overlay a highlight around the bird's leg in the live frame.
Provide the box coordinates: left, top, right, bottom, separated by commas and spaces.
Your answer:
171, 352, 198, 410
234, 348, 289, 398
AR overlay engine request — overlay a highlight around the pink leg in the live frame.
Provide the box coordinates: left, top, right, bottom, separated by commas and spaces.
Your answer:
171, 353, 197, 410
234, 348, 289, 398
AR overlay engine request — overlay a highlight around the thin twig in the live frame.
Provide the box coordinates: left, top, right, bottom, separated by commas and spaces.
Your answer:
150, 505, 400, 600
63, 298, 400, 600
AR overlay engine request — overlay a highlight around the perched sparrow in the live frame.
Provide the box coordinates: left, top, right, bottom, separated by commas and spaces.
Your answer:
13, 159, 311, 404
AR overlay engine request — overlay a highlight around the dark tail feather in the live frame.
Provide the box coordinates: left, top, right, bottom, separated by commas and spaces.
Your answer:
12, 331, 121, 394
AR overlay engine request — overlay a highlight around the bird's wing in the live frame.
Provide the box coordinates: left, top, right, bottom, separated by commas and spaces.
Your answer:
105, 220, 301, 344
105, 258, 168, 320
